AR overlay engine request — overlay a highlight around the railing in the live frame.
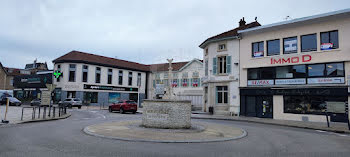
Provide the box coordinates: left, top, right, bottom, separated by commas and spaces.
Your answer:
21, 106, 67, 121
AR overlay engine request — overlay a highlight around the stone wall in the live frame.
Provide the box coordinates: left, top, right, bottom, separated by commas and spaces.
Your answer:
142, 99, 191, 129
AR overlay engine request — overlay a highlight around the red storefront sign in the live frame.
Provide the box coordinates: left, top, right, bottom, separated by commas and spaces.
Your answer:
271, 55, 312, 65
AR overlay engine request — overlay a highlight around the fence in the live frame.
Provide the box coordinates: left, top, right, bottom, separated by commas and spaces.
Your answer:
21, 106, 67, 121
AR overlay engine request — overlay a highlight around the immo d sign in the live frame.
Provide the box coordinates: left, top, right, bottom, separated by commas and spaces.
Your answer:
271, 55, 312, 65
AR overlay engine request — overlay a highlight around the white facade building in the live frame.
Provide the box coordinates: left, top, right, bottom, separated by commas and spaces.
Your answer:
53, 51, 148, 106
199, 19, 261, 115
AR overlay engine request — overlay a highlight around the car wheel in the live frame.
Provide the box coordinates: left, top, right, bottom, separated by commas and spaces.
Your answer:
120, 108, 124, 114
132, 111, 136, 114
109, 107, 113, 113
78, 106, 81, 109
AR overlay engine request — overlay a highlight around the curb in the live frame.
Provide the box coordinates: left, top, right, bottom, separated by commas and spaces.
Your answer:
191, 116, 350, 134
82, 122, 247, 143
17, 113, 72, 124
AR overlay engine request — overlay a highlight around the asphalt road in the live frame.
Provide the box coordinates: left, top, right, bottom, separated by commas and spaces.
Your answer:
0, 109, 350, 157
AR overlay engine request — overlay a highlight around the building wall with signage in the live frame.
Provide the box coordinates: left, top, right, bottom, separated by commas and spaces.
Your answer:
238, 12, 350, 122
53, 63, 147, 106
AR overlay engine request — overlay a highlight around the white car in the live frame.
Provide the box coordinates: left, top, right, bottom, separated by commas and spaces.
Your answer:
59, 98, 82, 109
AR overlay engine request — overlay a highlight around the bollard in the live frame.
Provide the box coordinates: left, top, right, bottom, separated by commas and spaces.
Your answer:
53, 107, 56, 118
43, 107, 46, 119
2, 98, 10, 123
59, 107, 61, 117
32, 107, 35, 120
38, 107, 41, 119
21, 107, 24, 121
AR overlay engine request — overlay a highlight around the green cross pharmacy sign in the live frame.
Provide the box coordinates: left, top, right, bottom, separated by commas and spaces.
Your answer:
53, 70, 62, 79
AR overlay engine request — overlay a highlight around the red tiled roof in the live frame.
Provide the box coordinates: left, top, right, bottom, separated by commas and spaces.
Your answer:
199, 21, 261, 48
3, 67, 26, 76
53, 51, 150, 72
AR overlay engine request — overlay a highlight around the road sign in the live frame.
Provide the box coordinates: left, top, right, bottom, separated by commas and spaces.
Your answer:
41, 91, 51, 105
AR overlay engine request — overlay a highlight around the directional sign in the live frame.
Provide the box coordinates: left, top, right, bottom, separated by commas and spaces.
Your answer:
41, 91, 51, 106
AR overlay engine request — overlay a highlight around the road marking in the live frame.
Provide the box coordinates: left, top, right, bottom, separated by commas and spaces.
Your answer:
315, 130, 327, 133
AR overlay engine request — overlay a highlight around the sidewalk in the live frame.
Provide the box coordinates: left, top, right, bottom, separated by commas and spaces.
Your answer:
138, 108, 350, 134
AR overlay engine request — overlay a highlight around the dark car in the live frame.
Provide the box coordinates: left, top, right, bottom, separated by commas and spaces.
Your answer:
30, 98, 41, 106
109, 100, 137, 114
0, 97, 21, 106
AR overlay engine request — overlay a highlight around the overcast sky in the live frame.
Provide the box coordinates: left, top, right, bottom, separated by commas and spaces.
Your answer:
0, 0, 349, 69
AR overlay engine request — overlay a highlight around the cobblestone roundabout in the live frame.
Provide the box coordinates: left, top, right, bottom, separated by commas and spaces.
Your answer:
83, 120, 247, 143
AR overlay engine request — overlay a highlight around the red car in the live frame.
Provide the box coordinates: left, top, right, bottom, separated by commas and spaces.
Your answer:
109, 100, 138, 114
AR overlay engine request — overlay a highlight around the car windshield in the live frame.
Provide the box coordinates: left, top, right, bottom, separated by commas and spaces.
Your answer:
74, 99, 80, 101
126, 101, 136, 104
8, 97, 18, 101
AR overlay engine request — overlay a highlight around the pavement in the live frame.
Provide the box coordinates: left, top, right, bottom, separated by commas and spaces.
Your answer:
0, 105, 70, 124
1, 109, 350, 157
136, 108, 350, 134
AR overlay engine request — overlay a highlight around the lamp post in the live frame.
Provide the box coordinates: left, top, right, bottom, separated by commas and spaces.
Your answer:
166, 59, 173, 99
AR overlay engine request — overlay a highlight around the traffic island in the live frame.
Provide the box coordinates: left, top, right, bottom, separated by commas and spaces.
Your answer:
83, 120, 247, 143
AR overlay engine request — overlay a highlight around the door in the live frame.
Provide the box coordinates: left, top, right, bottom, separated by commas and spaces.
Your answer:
258, 96, 273, 118
246, 96, 257, 117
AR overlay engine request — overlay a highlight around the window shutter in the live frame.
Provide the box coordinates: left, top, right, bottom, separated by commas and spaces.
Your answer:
198, 78, 201, 87
227, 56, 232, 74
180, 79, 182, 87
153, 80, 155, 88
213, 58, 217, 75
190, 78, 193, 87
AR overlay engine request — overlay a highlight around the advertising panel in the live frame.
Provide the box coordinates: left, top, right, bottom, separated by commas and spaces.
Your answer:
307, 77, 344, 84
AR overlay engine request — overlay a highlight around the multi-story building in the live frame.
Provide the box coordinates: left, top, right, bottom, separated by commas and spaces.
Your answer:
238, 9, 350, 122
148, 59, 204, 110
0, 62, 31, 90
199, 19, 260, 115
52, 51, 148, 106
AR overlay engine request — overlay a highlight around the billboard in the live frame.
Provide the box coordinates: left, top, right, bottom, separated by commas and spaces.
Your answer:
13, 73, 52, 88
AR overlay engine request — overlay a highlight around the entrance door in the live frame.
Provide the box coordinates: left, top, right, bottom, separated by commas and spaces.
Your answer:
246, 96, 257, 117
258, 96, 273, 118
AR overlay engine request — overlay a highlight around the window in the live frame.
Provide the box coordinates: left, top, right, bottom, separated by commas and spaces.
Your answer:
173, 73, 178, 78
82, 65, 88, 82
67, 91, 76, 98
248, 69, 259, 80
283, 37, 297, 54
128, 72, 133, 86
308, 64, 325, 77
182, 78, 188, 87
95, 67, 101, 83
216, 86, 228, 104
182, 72, 188, 78
118, 70, 123, 85
267, 39, 280, 56
137, 73, 141, 87
56, 65, 61, 82
192, 71, 199, 77
276, 65, 306, 78
260, 68, 274, 79
301, 34, 317, 52
321, 30, 339, 50
205, 59, 208, 76
108, 69, 112, 84
83, 92, 98, 103
218, 43, 226, 51
172, 79, 178, 87
218, 56, 227, 74
326, 63, 344, 77
10, 79, 14, 86
164, 73, 168, 79
252, 41, 264, 57
163, 79, 168, 87
69, 64, 76, 82
192, 78, 200, 87
284, 95, 346, 115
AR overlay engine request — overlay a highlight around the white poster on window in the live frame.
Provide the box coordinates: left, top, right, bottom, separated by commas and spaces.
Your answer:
253, 51, 264, 57
321, 43, 333, 50
275, 79, 306, 85
307, 77, 344, 84
248, 80, 274, 86
284, 39, 297, 52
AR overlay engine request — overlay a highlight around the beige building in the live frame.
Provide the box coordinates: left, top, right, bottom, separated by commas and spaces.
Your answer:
148, 59, 204, 110
199, 19, 261, 115
0, 62, 30, 90
238, 9, 350, 122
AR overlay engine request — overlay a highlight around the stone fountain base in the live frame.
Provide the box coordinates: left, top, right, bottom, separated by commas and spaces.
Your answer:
141, 99, 191, 129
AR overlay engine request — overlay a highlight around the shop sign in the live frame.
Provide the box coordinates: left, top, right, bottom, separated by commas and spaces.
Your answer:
248, 80, 274, 86
284, 39, 297, 52
253, 51, 264, 57
21, 78, 41, 84
307, 77, 344, 84
41, 91, 51, 105
271, 55, 311, 65
321, 43, 333, 50
275, 79, 306, 85
84, 84, 138, 92
326, 101, 346, 113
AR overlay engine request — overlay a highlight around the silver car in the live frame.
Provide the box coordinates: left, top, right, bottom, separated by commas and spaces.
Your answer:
59, 98, 82, 109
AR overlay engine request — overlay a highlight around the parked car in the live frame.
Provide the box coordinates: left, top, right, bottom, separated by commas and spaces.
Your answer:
30, 98, 41, 106
0, 97, 21, 106
109, 100, 137, 114
59, 98, 82, 109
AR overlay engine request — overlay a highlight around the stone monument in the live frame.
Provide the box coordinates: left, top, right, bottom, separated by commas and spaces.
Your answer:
142, 58, 192, 129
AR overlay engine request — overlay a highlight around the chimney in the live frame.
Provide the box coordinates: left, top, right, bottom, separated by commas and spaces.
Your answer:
239, 17, 246, 27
